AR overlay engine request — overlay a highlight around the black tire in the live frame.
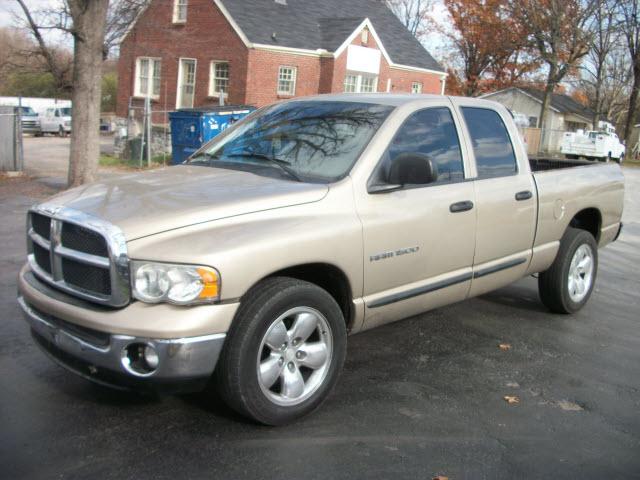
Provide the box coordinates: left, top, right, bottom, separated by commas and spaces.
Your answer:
216, 277, 347, 425
59, 126, 65, 138
538, 227, 598, 314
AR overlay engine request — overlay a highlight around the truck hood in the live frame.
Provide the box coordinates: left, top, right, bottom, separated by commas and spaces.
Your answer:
46, 165, 329, 240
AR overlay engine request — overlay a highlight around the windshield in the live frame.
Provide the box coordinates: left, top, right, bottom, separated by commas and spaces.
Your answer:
189, 100, 393, 183
19, 107, 36, 116
60, 108, 72, 116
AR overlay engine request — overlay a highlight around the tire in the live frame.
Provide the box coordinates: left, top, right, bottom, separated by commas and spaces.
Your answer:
216, 277, 347, 425
538, 227, 598, 314
58, 126, 65, 138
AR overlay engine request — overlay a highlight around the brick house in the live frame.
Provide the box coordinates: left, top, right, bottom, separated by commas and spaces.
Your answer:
116, 0, 446, 122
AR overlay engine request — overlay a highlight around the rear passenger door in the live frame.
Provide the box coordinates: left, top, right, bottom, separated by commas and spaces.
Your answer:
453, 100, 537, 297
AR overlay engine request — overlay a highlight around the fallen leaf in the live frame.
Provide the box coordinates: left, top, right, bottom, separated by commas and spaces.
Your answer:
433, 477, 449, 480
504, 395, 520, 404
557, 400, 583, 411
506, 381, 520, 388
499, 343, 512, 351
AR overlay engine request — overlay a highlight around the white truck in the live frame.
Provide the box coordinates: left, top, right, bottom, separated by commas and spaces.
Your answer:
40, 106, 73, 136
560, 122, 625, 163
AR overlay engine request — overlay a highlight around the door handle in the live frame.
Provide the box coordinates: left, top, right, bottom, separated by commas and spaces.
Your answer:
515, 190, 533, 201
450, 200, 474, 213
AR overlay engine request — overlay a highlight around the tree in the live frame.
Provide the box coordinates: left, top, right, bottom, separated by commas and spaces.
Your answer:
509, 0, 598, 134
386, 0, 436, 39
619, 0, 640, 148
13, 0, 148, 186
582, 0, 620, 125
442, 0, 533, 96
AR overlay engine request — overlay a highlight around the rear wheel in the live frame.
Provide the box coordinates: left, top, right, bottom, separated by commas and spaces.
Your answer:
538, 227, 598, 314
58, 126, 65, 138
216, 277, 347, 425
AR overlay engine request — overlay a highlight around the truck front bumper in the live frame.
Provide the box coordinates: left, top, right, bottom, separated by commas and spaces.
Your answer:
17, 265, 237, 393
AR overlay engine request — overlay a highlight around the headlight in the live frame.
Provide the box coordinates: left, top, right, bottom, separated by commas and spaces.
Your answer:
131, 261, 220, 305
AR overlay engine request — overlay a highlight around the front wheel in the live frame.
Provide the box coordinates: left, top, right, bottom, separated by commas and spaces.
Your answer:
216, 277, 347, 425
538, 227, 598, 314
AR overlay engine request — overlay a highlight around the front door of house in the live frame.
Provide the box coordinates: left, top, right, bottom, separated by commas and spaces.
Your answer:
177, 58, 196, 109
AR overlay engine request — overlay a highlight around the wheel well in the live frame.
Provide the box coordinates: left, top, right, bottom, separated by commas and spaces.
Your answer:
569, 208, 601, 242
266, 263, 354, 331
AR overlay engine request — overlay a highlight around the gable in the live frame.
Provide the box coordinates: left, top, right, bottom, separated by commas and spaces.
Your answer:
218, 0, 444, 72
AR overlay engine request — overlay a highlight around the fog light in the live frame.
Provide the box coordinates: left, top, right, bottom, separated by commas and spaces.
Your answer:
144, 345, 159, 369
121, 342, 158, 377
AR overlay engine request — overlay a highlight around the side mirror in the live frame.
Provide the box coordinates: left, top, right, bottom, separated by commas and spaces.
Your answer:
390, 152, 438, 184
369, 153, 438, 194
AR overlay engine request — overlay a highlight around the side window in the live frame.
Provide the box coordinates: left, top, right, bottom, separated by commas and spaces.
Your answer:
377, 107, 464, 186
55, 109, 60, 117
461, 107, 517, 178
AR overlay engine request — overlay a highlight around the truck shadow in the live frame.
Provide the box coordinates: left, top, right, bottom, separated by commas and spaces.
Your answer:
477, 281, 549, 314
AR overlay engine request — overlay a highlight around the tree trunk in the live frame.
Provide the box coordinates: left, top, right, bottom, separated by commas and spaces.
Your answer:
539, 70, 556, 152
67, 0, 109, 187
623, 63, 640, 151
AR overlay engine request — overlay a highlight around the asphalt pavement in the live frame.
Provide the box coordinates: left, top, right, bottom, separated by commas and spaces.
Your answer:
0, 160, 639, 480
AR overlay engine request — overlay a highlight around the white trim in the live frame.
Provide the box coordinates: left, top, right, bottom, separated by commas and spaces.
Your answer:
134, 57, 162, 99
389, 63, 448, 76
172, 0, 188, 23
176, 57, 197, 109
277, 65, 297, 95
209, 60, 230, 96
252, 43, 329, 57
440, 75, 446, 95
118, 2, 152, 44
211, 0, 252, 47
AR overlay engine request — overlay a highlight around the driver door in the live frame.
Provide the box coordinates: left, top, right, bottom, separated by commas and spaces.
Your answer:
354, 102, 477, 330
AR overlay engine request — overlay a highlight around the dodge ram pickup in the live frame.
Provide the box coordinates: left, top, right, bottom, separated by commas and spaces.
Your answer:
18, 94, 624, 425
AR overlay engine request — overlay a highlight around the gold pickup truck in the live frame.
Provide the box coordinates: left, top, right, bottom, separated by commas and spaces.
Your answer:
17, 94, 624, 425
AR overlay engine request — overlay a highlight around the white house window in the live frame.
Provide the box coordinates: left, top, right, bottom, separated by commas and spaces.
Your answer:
361, 29, 369, 44
277, 66, 297, 95
135, 57, 161, 98
173, 0, 187, 23
411, 82, 423, 94
209, 62, 229, 96
343, 72, 377, 93
344, 74, 358, 93
177, 58, 196, 108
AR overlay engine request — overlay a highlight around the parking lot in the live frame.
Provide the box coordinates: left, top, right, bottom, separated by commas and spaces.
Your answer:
1, 142, 639, 479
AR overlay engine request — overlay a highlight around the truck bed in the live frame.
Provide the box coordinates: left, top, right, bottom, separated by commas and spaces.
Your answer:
529, 157, 592, 171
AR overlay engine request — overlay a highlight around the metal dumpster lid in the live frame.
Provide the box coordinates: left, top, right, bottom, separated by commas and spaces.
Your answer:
173, 105, 255, 114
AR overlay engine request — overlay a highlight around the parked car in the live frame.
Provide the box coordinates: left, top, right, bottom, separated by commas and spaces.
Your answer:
40, 106, 72, 136
10, 106, 41, 135
560, 121, 625, 162
17, 94, 624, 425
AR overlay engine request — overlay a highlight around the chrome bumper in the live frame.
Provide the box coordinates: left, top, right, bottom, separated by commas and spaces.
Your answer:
18, 296, 226, 392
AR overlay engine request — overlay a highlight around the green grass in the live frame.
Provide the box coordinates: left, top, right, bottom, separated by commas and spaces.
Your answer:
100, 154, 168, 169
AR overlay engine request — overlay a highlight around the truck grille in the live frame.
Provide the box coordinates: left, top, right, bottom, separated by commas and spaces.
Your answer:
27, 208, 130, 307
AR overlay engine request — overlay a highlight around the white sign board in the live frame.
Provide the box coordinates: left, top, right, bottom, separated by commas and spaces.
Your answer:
346, 45, 381, 75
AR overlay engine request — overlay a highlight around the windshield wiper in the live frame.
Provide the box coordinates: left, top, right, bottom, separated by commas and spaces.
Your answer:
226, 151, 303, 182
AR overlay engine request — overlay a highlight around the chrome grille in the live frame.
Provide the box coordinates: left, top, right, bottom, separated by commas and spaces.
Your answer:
27, 205, 130, 307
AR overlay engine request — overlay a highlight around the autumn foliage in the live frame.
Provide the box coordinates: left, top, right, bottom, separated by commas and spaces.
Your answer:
442, 0, 537, 96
